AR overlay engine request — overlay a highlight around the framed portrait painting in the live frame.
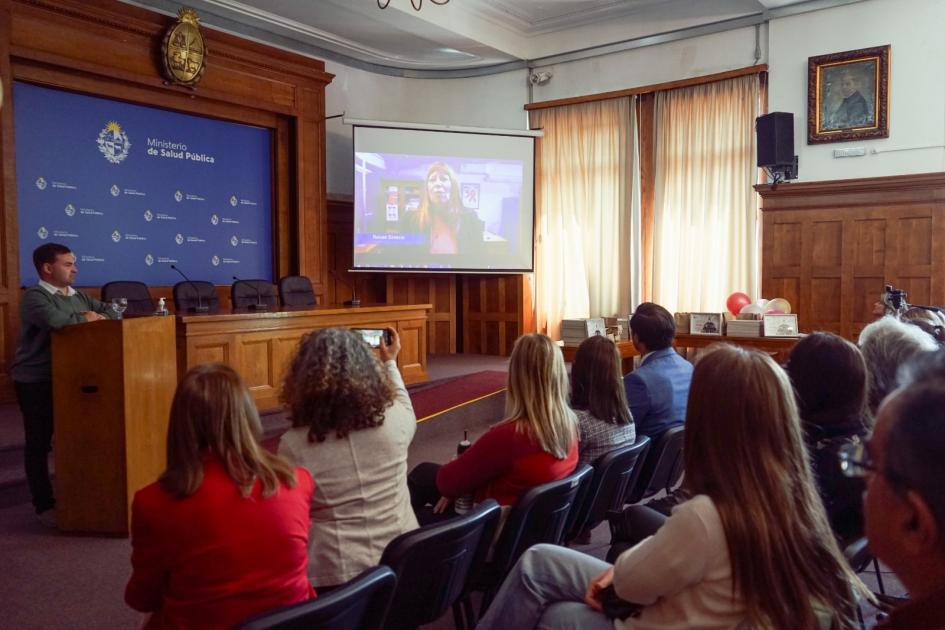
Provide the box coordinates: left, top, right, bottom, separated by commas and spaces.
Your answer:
808, 45, 889, 144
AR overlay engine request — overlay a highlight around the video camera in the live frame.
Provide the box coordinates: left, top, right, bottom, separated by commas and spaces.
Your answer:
881, 284, 908, 314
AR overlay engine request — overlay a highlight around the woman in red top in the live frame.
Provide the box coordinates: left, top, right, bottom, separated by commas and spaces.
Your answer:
409, 333, 578, 523
125, 364, 315, 629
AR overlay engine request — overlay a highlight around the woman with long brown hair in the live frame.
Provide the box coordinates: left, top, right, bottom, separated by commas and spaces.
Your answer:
125, 364, 314, 629
786, 331, 871, 542
570, 335, 635, 466
477, 344, 865, 629
408, 333, 578, 522
278, 326, 418, 589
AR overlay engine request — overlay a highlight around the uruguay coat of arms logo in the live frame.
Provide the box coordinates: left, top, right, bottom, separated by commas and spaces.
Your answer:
97, 121, 131, 164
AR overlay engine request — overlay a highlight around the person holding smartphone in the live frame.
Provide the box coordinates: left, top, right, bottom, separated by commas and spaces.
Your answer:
278, 326, 418, 590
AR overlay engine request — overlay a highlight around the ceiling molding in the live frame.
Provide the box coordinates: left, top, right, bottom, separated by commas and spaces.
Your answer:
473, 0, 650, 35
200, 0, 418, 65
122, 0, 867, 77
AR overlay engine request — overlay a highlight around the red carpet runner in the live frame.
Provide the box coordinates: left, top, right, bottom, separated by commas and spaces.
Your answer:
408, 370, 507, 422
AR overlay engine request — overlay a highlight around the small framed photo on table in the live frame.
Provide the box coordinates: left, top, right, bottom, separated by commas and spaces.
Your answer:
689, 313, 723, 336
763, 314, 799, 337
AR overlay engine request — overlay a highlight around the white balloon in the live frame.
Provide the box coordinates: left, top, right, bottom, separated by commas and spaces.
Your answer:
741, 304, 765, 315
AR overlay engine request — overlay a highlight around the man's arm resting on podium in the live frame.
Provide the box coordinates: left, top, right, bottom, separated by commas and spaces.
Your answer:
20, 289, 90, 330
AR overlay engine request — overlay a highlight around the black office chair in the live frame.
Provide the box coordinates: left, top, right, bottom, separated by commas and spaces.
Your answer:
231, 279, 278, 311
458, 464, 593, 622
233, 565, 397, 630
564, 437, 651, 543
624, 425, 686, 504
843, 537, 885, 629
380, 499, 502, 630
101, 280, 155, 316
172, 280, 220, 314
278, 275, 317, 308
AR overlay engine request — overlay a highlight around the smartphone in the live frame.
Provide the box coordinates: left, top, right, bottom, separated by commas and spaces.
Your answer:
353, 328, 392, 348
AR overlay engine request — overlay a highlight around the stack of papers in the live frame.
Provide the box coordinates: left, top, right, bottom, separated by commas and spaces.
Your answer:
561, 318, 607, 347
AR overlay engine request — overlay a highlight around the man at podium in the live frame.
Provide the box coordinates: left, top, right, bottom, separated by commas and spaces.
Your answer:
10, 243, 113, 525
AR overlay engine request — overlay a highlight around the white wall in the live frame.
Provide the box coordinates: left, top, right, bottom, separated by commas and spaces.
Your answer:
768, 0, 945, 181
324, 0, 945, 193
528, 25, 764, 102
324, 61, 528, 195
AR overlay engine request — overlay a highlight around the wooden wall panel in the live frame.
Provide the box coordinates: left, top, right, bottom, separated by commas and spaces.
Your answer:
326, 197, 388, 306
758, 173, 945, 340
386, 274, 456, 354
463, 274, 534, 356
0, 0, 334, 401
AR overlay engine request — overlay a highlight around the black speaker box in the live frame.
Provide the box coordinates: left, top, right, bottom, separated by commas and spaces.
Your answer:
756, 112, 794, 168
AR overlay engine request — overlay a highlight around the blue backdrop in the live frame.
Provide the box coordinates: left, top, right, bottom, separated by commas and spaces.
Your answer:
13, 82, 273, 287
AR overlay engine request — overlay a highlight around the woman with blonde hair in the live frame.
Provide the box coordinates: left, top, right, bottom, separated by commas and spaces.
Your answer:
477, 344, 865, 630
408, 332, 578, 523
125, 364, 314, 629
279, 327, 418, 589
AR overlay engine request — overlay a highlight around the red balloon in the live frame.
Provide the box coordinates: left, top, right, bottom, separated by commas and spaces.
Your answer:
726, 292, 751, 315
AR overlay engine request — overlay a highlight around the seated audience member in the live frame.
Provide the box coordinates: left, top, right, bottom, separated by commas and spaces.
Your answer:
409, 333, 578, 522
477, 345, 864, 630
571, 335, 635, 466
623, 302, 693, 438
279, 327, 417, 589
901, 307, 945, 346
786, 332, 871, 542
854, 379, 945, 629
898, 346, 945, 387
125, 364, 314, 629
858, 316, 938, 414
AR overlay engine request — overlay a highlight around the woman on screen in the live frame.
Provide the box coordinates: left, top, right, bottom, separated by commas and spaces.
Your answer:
125, 364, 315, 629
401, 162, 485, 255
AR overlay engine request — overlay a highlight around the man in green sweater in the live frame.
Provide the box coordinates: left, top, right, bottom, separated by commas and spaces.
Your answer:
11, 243, 112, 525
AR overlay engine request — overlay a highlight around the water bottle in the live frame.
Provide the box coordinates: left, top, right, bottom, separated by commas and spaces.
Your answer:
453, 430, 473, 515
154, 297, 169, 316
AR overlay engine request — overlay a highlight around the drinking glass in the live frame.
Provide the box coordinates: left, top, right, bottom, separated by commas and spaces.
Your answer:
111, 297, 128, 319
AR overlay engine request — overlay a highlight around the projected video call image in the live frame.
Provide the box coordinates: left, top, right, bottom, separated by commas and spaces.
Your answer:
353, 152, 527, 270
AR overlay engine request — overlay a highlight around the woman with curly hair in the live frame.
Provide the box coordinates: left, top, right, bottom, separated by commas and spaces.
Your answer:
278, 326, 417, 589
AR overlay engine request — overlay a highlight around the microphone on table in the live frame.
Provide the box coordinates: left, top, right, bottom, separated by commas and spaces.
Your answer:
170, 264, 209, 313
232, 275, 269, 311
330, 270, 361, 307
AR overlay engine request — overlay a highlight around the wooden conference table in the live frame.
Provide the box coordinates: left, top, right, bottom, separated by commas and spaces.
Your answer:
562, 333, 800, 373
50, 304, 430, 535
177, 303, 432, 410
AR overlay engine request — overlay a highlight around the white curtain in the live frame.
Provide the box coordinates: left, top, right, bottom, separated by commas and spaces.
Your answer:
530, 97, 639, 340
651, 75, 761, 313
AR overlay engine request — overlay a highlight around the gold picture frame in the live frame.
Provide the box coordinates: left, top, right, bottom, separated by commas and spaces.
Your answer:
808, 45, 889, 144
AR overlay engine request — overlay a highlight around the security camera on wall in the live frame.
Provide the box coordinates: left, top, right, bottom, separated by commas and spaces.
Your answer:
529, 70, 553, 86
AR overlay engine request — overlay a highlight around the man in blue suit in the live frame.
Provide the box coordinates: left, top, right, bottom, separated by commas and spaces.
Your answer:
623, 302, 694, 438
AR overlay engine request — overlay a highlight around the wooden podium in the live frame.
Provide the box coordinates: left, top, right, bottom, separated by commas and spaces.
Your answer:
52, 316, 177, 535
